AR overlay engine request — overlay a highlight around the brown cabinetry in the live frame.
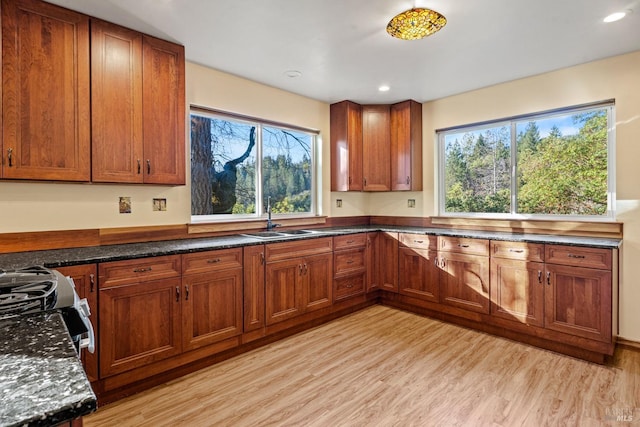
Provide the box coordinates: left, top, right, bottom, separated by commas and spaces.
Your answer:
330, 101, 362, 191
333, 234, 367, 301
362, 105, 390, 191
265, 238, 333, 325
243, 245, 265, 333
57, 264, 99, 382
437, 236, 490, 314
379, 232, 399, 292
330, 100, 422, 192
2, 0, 90, 181
390, 100, 422, 191
366, 232, 381, 292
398, 234, 439, 303
91, 22, 185, 184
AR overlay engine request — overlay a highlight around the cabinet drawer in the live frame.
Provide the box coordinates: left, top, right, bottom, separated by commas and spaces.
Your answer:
334, 248, 367, 276
438, 236, 489, 256
333, 233, 367, 250
266, 237, 333, 262
399, 233, 436, 250
545, 245, 612, 270
490, 241, 544, 262
182, 248, 242, 275
99, 255, 181, 288
334, 272, 366, 301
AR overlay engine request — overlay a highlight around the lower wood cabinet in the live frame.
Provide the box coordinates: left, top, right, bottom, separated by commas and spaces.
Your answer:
98, 250, 243, 378
265, 238, 333, 325
56, 264, 99, 383
379, 232, 399, 292
398, 234, 439, 303
333, 234, 367, 301
243, 245, 265, 333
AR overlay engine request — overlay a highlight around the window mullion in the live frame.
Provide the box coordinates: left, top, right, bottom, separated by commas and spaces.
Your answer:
510, 121, 518, 215
255, 124, 264, 217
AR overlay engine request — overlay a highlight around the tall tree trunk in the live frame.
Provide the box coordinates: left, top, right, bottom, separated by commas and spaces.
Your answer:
191, 116, 214, 215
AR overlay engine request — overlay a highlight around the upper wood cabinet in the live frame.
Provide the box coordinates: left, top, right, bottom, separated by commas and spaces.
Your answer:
1, 0, 91, 181
330, 101, 363, 191
362, 105, 390, 191
91, 22, 185, 184
390, 100, 422, 191
330, 99, 422, 192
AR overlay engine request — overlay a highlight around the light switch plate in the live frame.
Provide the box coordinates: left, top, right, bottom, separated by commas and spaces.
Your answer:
408, 199, 416, 208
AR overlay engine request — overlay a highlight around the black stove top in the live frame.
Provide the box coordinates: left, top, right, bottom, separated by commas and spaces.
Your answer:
0, 266, 58, 317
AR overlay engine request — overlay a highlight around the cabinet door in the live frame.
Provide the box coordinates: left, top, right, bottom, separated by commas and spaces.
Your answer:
390, 100, 422, 191
182, 269, 243, 351
91, 19, 143, 183
303, 253, 333, 312
362, 105, 390, 191
439, 252, 490, 313
490, 258, 544, 327
330, 101, 362, 191
398, 247, 439, 303
243, 245, 265, 333
379, 232, 399, 292
544, 264, 612, 342
265, 258, 302, 325
99, 278, 182, 377
57, 264, 98, 383
1, 0, 90, 181
366, 232, 381, 292
142, 35, 185, 184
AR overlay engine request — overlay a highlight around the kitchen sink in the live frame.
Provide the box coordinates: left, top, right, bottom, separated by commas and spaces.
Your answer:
279, 229, 316, 235
241, 229, 319, 239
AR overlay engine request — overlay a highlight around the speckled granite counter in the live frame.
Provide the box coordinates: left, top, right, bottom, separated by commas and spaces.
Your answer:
0, 312, 97, 427
0, 226, 622, 270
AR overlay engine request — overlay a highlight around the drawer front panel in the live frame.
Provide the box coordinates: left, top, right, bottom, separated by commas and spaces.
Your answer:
399, 233, 436, 250
334, 248, 367, 276
182, 248, 242, 275
333, 233, 367, 250
266, 237, 333, 262
99, 255, 181, 288
438, 236, 489, 256
545, 245, 612, 269
334, 273, 366, 301
491, 241, 544, 262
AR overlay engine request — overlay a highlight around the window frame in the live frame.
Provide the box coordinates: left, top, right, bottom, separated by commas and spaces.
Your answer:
190, 106, 320, 223
437, 100, 616, 221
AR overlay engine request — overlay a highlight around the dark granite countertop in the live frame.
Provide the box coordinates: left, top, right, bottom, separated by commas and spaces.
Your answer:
0, 225, 622, 270
0, 311, 97, 427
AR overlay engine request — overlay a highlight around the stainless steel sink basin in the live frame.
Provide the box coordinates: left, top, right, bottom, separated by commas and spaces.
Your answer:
279, 229, 316, 235
241, 229, 319, 239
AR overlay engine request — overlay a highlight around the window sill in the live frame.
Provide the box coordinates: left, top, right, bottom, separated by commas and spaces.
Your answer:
188, 216, 327, 235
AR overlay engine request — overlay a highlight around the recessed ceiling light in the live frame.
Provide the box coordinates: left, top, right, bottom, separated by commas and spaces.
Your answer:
603, 11, 629, 23
284, 70, 302, 78
378, 85, 390, 92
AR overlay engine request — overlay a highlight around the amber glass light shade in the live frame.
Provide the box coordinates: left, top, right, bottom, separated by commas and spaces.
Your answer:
386, 7, 447, 40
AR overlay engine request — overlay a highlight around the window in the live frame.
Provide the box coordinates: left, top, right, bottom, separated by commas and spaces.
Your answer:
438, 102, 614, 219
190, 109, 318, 220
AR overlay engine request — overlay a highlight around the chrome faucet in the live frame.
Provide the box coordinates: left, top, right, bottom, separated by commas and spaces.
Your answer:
266, 197, 281, 230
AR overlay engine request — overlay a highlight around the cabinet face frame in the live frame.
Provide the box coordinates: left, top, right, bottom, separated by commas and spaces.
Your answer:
330, 101, 363, 191
362, 105, 391, 191
398, 247, 439, 303
390, 100, 422, 191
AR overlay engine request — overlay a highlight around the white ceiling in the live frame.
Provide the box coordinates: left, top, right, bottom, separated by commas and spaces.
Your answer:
48, 0, 640, 104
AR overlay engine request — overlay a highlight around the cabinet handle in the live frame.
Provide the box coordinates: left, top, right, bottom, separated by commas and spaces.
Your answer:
414, 240, 424, 244
441, 258, 446, 268
7, 148, 13, 167
185, 285, 189, 301
538, 271, 542, 284
137, 159, 141, 174
457, 244, 470, 248
568, 254, 586, 259
89, 274, 95, 293
346, 260, 354, 264
147, 159, 151, 174
299, 264, 303, 275
509, 249, 524, 253
434, 257, 439, 267
406, 176, 410, 185
304, 263, 308, 274
346, 240, 355, 244
259, 252, 265, 265
367, 237, 371, 247
546, 271, 551, 286
346, 283, 353, 288
349, 176, 352, 184
364, 178, 367, 186
207, 258, 221, 264
176, 286, 180, 302
133, 267, 152, 273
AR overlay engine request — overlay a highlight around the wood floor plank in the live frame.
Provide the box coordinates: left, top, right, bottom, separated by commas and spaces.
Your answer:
84, 306, 640, 427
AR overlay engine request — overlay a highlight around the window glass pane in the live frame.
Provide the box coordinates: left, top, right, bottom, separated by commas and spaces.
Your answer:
191, 114, 256, 215
444, 126, 511, 213
516, 109, 608, 215
262, 126, 312, 214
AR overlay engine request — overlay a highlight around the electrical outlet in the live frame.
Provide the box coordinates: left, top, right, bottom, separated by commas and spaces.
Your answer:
153, 198, 167, 211
408, 199, 416, 208
336, 199, 343, 208
119, 197, 131, 214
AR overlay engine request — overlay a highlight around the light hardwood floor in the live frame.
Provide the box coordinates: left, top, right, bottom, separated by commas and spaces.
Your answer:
84, 305, 639, 426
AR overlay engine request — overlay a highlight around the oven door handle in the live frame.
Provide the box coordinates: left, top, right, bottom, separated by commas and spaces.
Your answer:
77, 298, 95, 354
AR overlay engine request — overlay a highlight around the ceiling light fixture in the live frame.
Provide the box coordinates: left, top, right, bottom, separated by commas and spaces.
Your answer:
603, 11, 628, 22
386, 7, 447, 40
284, 70, 302, 78
378, 85, 390, 92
